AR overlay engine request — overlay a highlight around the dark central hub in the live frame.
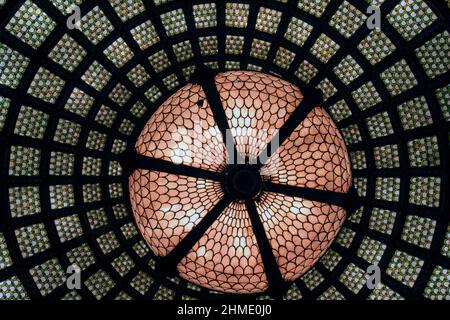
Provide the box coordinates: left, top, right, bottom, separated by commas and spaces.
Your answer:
224, 165, 262, 200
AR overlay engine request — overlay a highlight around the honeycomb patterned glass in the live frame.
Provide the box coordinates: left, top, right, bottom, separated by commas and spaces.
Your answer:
49, 184, 75, 210
30, 259, 65, 296
333, 55, 363, 85
53, 118, 81, 145
109, 83, 132, 107
436, 85, 450, 122
16, 223, 50, 258
380, 59, 418, 96
374, 144, 400, 168
127, 65, 151, 87
82, 61, 112, 91
130, 71, 353, 294
250, 39, 271, 60
329, 99, 352, 122
415, 31, 450, 79
199, 36, 218, 56
397, 96, 433, 130
65, 87, 95, 117
387, 251, 424, 288
163, 74, 179, 90
173, 41, 194, 62
50, 0, 83, 13
9, 186, 41, 217
317, 78, 337, 101
149, 50, 171, 73
274, 47, 295, 70
0, 43, 30, 89
225, 36, 244, 55
14, 106, 48, 139
351, 81, 382, 110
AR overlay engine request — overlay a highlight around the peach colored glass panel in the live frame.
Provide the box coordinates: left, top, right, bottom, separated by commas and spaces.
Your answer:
256, 192, 346, 281
215, 71, 303, 160
261, 107, 352, 193
135, 83, 228, 172
129, 169, 223, 256
178, 201, 269, 294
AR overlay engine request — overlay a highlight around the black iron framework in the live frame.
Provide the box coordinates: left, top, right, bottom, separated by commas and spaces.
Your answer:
0, 0, 448, 300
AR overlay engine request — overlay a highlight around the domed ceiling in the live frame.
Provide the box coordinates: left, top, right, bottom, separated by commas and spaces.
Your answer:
0, 0, 448, 300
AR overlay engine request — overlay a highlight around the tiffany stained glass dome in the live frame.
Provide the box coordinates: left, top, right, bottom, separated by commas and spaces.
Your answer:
0, 0, 448, 301
129, 70, 353, 294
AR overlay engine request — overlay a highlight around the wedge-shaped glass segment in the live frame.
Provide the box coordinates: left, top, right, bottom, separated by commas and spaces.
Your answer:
256, 192, 346, 281
215, 71, 303, 161
178, 201, 269, 294
261, 107, 352, 193
135, 83, 228, 172
129, 170, 223, 256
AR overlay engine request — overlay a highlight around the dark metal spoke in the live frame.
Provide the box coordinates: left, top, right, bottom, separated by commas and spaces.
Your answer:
191, 65, 241, 164
155, 195, 233, 276
256, 87, 323, 168
121, 151, 224, 182
264, 182, 361, 213
245, 200, 287, 299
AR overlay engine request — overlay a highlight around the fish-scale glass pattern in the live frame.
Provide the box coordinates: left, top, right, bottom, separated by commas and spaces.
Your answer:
129, 170, 223, 256
179, 201, 268, 294
135, 83, 228, 171
215, 71, 303, 161
129, 71, 353, 294
261, 107, 352, 193
130, 71, 356, 293
257, 192, 346, 280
